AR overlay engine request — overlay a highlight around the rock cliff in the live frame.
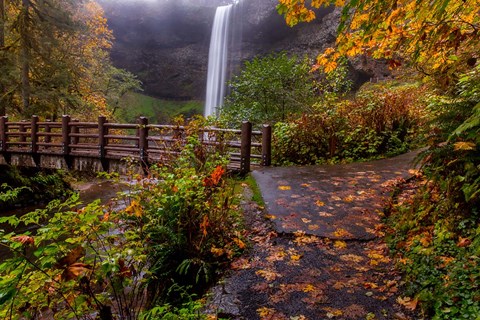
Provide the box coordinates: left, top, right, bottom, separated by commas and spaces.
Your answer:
98, 0, 389, 100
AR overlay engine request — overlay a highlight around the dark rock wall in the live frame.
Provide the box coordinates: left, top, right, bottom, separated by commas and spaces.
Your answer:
98, 0, 389, 100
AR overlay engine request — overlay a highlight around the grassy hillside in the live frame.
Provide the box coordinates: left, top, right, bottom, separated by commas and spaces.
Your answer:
114, 92, 204, 124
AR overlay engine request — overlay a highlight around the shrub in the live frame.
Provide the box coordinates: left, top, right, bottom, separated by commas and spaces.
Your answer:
0, 119, 244, 319
386, 65, 480, 319
272, 82, 431, 165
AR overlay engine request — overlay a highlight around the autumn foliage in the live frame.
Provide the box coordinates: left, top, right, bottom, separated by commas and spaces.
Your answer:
277, 0, 480, 85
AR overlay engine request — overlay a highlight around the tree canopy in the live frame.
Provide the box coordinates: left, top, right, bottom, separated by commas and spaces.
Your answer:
277, 0, 479, 87
0, 0, 140, 119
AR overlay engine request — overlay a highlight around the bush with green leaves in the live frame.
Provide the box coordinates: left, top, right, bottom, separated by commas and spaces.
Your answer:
272, 82, 431, 165
0, 119, 244, 319
385, 65, 480, 319
219, 52, 317, 127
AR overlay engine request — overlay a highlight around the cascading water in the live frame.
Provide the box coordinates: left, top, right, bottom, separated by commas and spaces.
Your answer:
204, 4, 234, 118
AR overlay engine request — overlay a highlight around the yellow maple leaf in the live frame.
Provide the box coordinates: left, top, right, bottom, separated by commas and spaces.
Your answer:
210, 246, 224, 257
278, 185, 291, 191
257, 307, 275, 318
333, 228, 353, 238
315, 200, 325, 206
397, 296, 418, 311
303, 284, 315, 292
334, 240, 347, 249
256, 269, 281, 281
233, 237, 246, 249
290, 254, 302, 262
454, 141, 476, 151
125, 200, 142, 217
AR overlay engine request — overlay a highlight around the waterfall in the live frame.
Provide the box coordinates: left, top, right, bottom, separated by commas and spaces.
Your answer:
204, 4, 234, 118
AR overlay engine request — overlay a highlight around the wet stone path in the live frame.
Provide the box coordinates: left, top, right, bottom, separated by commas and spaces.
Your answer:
207, 151, 422, 320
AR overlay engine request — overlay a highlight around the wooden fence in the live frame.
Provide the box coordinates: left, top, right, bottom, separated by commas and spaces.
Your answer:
0, 115, 272, 175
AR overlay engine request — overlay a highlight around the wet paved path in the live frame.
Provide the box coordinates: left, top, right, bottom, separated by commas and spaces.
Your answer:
207, 151, 422, 320
252, 151, 419, 240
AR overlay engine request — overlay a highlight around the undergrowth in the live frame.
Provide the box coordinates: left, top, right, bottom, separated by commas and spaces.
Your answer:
385, 65, 480, 319
273, 82, 432, 165
0, 117, 245, 319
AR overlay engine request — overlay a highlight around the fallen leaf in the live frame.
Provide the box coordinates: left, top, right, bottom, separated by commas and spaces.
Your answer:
333, 228, 353, 238
457, 237, 471, 247
303, 284, 315, 293
344, 195, 354, 202
256, 269, 281, 281
233, 237, 246, 249
252, 282, 270, 292
211, 246, 225, 257
63, 263, 92, 280
333, 281, 344, 290
290, 254, 302, 262
333, 240, 347, 249
278, 185, 291, 191
308, 224, 320, 231
339, 254, 364, 263
315, 200, 325, 207
231, 257, 251, 270
264, 214, 277, 220
319, 211, 333, 217
290, 316, 307, 320
301, 183, 311, 187
396, 296, 418, 311
301, 218, 312, 224
454, 141, 476, 151
363, 282, 378, 289
257, 307, 275, 318
325, 308, 343, 318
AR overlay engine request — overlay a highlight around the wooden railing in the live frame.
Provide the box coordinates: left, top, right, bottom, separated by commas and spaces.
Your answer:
0, 115, 272, 175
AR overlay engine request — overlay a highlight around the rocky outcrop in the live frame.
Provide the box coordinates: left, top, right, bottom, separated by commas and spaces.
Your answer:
98, 0, 389, 100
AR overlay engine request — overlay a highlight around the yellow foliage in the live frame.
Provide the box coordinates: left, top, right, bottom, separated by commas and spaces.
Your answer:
277, 0, 480, 85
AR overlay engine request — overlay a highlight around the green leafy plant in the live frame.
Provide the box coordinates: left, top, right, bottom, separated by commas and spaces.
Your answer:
386, 65, 480, 319
219, 52, 317, 127
0, 118, 245, 319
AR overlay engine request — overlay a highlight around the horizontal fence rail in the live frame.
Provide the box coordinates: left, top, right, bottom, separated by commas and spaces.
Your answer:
0, 115, 271, 175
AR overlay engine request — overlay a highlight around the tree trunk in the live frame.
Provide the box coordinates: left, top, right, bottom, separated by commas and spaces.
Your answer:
20, 0, 31, 115
0, 0, 5, 116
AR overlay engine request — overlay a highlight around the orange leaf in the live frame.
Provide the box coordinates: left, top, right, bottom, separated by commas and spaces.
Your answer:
278, 185, 291, 191
63, 263, 92, 280
11, 235, 34, 246
397, 296, 418, 311
457, 237, 471, 247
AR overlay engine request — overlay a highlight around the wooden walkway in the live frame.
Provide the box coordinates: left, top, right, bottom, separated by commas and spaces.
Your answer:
0, 116, 271, 174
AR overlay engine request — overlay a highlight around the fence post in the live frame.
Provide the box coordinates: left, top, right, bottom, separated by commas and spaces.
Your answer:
261, 124, 272, 166
31, 115, 39, 154
240, 121, 252, 175
98, 116, 108, 171
138, 116, 149, 168
62, 115, 71, 156
62, 115, 72, 169
0, 116, 7, 152
19, 121, 27, 143
71, 119, 79, 145
44, 120, 51, 145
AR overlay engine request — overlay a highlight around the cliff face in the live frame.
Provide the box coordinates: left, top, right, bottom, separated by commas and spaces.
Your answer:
98, 0, 389, 100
